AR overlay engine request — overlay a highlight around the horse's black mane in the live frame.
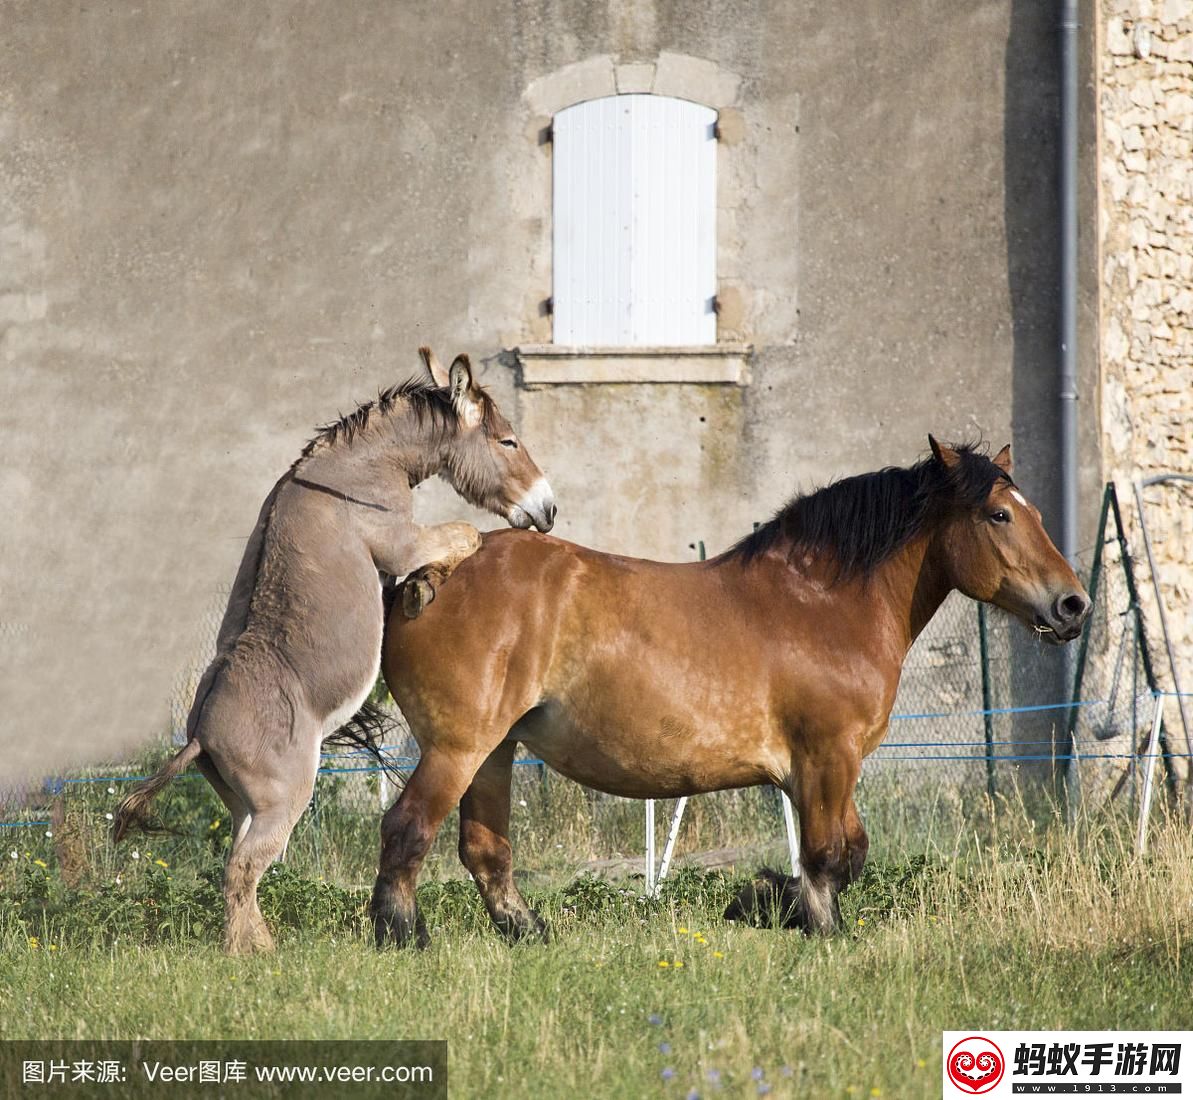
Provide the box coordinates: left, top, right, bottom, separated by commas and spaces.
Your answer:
299, 375, 496, 460
728, 443, 1014, 578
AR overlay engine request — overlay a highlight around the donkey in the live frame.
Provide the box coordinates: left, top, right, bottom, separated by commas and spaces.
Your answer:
372, 439, 1089, 946
114, 348, 555, 954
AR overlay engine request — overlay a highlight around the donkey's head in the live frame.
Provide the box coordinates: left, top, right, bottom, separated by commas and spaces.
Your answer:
930, 437, 1090, 643
420, 347, 556, 533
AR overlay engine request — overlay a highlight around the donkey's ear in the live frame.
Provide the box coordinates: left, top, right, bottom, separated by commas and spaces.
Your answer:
992, 443, 1013, 476
449, 355, 483, 428
928, 435, 960, 469
418, 346, 450, 388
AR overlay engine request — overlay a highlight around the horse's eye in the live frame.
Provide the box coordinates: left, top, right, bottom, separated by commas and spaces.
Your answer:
500, 438, 519, 450
990, 510, 1011, 525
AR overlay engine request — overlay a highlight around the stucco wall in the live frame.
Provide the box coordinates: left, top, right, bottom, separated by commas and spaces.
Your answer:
1099, 0, 1193, 774
0, 1, 1096, 776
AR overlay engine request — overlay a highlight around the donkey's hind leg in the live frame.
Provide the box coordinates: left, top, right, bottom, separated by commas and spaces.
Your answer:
458, 743, 548, 944
212, 737, 320, 956
371, 745, 487, 948
196, 752, 251, 848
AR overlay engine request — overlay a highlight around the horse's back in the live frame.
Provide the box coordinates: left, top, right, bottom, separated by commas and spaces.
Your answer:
381, 529, 586, 730
380, 530, 785, 793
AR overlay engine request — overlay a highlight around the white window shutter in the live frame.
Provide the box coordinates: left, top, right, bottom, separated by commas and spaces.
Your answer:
553, 95, 717, 347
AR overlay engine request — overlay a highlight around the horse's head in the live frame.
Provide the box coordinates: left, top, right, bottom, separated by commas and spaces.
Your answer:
930, 436, 1090, 643
421, 347, 556, 533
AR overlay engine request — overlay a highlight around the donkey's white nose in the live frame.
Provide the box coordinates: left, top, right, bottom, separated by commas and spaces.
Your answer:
510, 477, 556, 533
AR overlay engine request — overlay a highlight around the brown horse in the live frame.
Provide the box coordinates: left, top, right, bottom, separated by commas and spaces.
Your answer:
115, 349, 555, 954
372, 439, 1090, 946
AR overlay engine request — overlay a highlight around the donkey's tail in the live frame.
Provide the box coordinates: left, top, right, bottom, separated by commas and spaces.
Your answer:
111, 739, 204, 843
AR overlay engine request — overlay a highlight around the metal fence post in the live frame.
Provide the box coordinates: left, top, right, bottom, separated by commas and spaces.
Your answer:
1108, 484, 1176, 796
977, 603, 996, 801
1065, 484, 1111, 746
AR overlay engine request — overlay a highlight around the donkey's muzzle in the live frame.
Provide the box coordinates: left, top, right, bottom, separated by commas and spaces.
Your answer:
508, 477, 556, 533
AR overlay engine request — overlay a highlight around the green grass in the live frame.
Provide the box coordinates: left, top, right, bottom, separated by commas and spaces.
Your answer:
3, 803, 1192, 1099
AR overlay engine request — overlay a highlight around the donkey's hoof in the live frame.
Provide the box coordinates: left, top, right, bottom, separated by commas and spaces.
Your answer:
224, 927, 276, 956
401, 578, 435, 620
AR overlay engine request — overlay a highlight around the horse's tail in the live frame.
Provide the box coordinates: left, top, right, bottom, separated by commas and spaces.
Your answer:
111, 739, 203, 843
324, 699, 405, 785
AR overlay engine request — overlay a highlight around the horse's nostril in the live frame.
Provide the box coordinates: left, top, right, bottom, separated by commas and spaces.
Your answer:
1058, 592, 1090, 621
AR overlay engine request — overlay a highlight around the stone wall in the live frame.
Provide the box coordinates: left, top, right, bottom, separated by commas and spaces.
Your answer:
1100, 0, 1193, 778
0, 2, 1093, 778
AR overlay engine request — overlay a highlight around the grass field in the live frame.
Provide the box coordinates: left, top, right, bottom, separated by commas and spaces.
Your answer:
3, 764, 1192, 1099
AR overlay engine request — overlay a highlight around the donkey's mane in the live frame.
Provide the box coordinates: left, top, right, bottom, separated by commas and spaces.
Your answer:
297, 375, 498, 463
728, 443, 1014, 578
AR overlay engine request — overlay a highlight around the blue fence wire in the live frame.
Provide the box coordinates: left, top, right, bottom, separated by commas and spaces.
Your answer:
2, 690, 1187, 831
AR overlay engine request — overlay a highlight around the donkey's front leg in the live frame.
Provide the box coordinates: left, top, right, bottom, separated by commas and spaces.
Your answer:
398, 522, 482, 619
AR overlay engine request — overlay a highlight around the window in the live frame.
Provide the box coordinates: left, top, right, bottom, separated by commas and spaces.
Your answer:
552, 94, 717, 347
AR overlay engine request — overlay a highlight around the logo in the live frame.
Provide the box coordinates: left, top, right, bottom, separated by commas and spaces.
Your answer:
947, 1036, 1005, 1094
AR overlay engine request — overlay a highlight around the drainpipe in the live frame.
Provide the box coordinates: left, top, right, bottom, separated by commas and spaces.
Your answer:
1059, 0, 1079, 564
1058, 0, 1080, 814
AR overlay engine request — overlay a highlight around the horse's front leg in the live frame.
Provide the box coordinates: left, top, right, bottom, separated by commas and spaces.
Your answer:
789, 750, 866, 934
396, 522, 482, 619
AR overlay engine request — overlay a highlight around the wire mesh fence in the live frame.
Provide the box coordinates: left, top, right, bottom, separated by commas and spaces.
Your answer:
2, 485, 1184, 886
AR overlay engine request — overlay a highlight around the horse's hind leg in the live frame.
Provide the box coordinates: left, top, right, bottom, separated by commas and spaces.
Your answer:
458, 743, 548, 944
371, 746, 487, 949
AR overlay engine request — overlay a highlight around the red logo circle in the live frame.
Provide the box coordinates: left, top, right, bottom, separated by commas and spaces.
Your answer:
947, 1036, 1005, 1094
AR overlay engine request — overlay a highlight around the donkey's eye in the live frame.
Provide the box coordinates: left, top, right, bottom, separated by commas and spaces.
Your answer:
989, 509, 1011, 525
500, 438, 519, 450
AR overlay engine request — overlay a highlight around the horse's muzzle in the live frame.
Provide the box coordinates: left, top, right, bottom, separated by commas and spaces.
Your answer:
1035, 589, 1092, 643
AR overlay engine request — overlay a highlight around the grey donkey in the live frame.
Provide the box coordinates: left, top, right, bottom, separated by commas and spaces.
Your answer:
114, 348, 556, 954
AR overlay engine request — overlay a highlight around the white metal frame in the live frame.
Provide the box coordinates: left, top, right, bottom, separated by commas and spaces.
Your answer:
646, 792, 801, 897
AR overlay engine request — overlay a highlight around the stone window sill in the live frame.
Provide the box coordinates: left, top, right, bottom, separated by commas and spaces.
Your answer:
511, 344, 752, 386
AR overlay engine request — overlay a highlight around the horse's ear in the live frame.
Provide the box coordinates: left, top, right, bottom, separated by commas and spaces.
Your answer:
449, 355, 483, 428
992, 443, 1013, 476
419, 346, 450, 388
928, 435, 961, 469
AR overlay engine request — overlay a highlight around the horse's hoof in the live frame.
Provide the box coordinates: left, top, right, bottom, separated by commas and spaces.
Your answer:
373, 910, 430, 950
401, 578, 435, 620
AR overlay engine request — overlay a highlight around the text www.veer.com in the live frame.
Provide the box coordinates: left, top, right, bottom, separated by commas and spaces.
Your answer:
255, 1064, 434, 1084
